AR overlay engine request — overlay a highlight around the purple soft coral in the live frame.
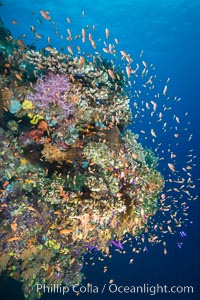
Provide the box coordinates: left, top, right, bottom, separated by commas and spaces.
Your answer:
27, 72, 73, 113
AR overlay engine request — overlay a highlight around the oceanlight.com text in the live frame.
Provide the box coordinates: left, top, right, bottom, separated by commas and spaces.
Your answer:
107, 283, 194, 295
36, 283, 194, 296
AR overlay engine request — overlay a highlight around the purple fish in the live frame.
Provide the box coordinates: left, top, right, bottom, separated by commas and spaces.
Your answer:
89, 245, 98, 251
111, 240, 119, 248
180, 231, 187, 238
111, 240, 123, 250
177, 242, 183, 249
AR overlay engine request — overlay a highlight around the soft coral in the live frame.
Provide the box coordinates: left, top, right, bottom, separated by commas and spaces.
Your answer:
26, 72, 73, 114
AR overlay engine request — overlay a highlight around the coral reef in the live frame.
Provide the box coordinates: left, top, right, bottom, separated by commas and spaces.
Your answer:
0, 19, 164, 299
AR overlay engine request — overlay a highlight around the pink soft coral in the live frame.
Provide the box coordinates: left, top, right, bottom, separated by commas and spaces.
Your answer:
27, 72, 73, 114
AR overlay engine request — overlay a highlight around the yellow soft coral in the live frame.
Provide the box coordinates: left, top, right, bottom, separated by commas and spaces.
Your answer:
22, 99, 34, 110
22, 99, 43, 124
29, 114, 43, 125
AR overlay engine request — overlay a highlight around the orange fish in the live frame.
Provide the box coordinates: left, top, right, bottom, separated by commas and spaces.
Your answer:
59, 185, 64, 197
40, 10, 51, 21
45, 46, 54, 52
114, 38, 119, 44
17, 39, 25, 48
7, 237, 20, 242
163, 85, 168, 96
77, 46, 81, 52
89, 33, 93, 41
35, 32, 42, 39
27, 206, 37, 212
12, 20, 18, 25
82, 28, 86, 43
108, 43, 113, 53
11, 222, 17, 232
67, 46, 73, 55
105, 28, 109, 39
108, 69, 115, 80
103, 48, 109, 53
142, 60, 147, 68
91, 40, 96, 49
60, 229, 72, 234
120, 50, 127, 58
67, 29, 72, 36
168, 163, 175, 172
79, 56, 86, 65
126, 66, 131, 78
151, 129, 157, 138
15, 73, 23, 81
69, 257, 76, 265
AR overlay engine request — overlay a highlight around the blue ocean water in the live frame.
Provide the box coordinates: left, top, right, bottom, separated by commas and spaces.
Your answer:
0, 0, 200, 299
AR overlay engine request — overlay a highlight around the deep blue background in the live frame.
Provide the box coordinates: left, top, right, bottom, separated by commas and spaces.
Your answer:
0, 1, 200, 299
